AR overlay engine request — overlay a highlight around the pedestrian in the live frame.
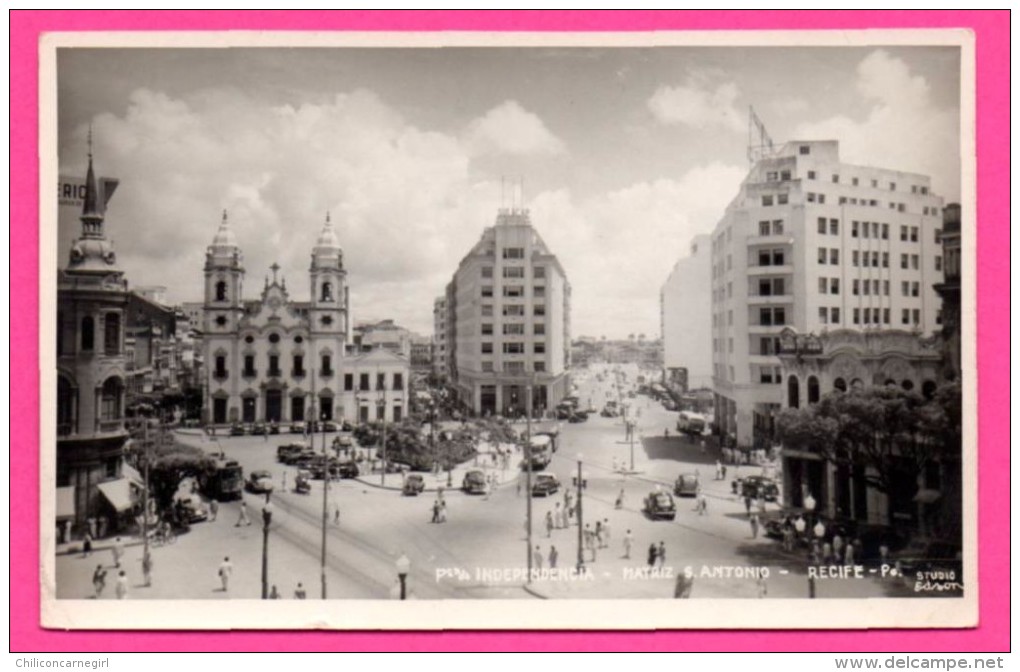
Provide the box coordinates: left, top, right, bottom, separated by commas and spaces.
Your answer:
674, 572, 694, 598
439, 501, 447, 524
615, 489, 624, 510
236, 501, 251, 527
595, 520, 604, 549
647, 543, 657, 567
715, 460, 722, 481
92, 565, 107, 599
822, 541, 833, 564
82, 530, 93, 558
757, 497, 766, 515
749, 513, 760, 539
269, 585, 280, 599
657, 541, 666, 568
697, 492, 708, 516
431, 500, 440, 524
782, 524, 795, 552
218, 556, 233, 592
553, 502, 562, 529
844, 539, 856, 566
623, 530, 633, 559
545, 511, 554, 538
294, 583, 307, 599
142, 551, 153, 587
112, 537, 124, 568
548, 545, 558, 569
832, 533, 845, 562
602, 519, 611, 549
209, 498, 219, 522
533, 545, 544, 571
115, 570, 128, 600
334, 505, 340, 526
721, 464, 727, 480
700, 439, 707, 454
516, 476, 522, 497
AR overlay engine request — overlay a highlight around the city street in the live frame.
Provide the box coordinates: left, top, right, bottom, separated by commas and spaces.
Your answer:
56, 363, 913, 601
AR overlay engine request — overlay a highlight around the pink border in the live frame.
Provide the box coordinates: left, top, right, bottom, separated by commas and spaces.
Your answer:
12, 10, 1008, 652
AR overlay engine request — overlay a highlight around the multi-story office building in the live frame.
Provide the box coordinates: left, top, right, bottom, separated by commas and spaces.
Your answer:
446, 207, 571, 416
200, 213, 408, 426
661, 234, 713, 392
432, 295, 448, 381
711, 140, 945, 449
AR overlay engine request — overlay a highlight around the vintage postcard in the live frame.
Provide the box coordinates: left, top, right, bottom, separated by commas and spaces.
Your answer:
40, 28, 977, 630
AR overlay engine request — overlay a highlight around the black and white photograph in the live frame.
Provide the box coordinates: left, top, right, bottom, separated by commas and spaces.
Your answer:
42, 30, 975, 629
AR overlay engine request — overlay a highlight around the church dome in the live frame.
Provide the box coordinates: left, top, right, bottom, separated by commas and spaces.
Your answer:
315, 212, 340, 250
209, 210, 239, 250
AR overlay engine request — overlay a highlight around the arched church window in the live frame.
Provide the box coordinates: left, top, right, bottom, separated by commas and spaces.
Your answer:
100, 377, 123, 421
104, 313, 121, 356
787, 375, 800, 409
321, 282, 333, 302
807, 376, 820, 404
81, 316, 95, 351
215, 281, 228, 302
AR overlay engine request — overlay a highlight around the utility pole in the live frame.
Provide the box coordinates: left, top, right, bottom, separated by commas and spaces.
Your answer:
525, 379, 533, 582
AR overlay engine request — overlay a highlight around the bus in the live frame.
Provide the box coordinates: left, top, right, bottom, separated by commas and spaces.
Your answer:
676, 411, 708, 436
203, 456, 244, 501
524, 434, 553, 470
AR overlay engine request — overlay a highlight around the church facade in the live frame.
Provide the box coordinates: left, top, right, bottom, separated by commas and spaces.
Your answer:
200, 213, 409, 426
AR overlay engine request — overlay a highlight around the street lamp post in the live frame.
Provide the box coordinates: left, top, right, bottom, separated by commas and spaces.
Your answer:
576, 454, 584, 571
395, 553, 411, 600
261, 502, 273, 599
805, 493, 818, 599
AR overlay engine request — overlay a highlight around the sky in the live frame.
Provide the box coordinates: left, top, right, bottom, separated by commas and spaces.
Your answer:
56, 44, 962, 338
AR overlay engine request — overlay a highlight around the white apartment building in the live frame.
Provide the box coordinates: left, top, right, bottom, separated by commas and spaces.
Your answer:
432, 295, 448, 380
447, 207, 571, 416
711, 140, 945, 449
661, 234, 713, 391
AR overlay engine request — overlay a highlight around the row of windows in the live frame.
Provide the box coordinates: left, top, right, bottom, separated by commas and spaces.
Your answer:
481, 303, 546, 317
817, 248, 840, 265
481, 342, 546, 355
758, 219, 785, 236
807, 171, 930, 196
851, 221, 889, 239
852, 250, 888, 268
817, 307, 842, 324
480, 265, 546, 280
58, 313, 121, 356
818, 277, 841, 295
482, 361, 546, 373
481, 285, 546, 299
480, 323, 546, 336
816, 217, 840, 235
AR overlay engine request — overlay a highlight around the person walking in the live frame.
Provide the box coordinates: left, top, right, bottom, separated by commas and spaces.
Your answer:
545, 511, 554, 538
218, 556, 233, 592
844, 538, 856, 566
749, 513, 760, 539
548, 545, 558, 569
92, 565, 107, 599
209, 498, 219, 522
142, 551, 153, 587
595, 520, 604, 549
533, 545, 544, 571
615, 489, 624, 510
647, 543, 658, 567
832, 533, 845, 563
431, 500, 441, 524
438, 501, 448, 524
294, 583, 307, 599
657, 541, 666, 568
111, 537, 125, 568
115, 570, 128, 600
697, 492, 708, 516
334, 505, 341, 526
82, 530, 93, 558
236, 501, 251, 527
623, 529, 634, 559
756, 575, 768, 598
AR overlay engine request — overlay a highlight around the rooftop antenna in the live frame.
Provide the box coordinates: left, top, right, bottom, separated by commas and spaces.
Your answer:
747, 105, 775, 164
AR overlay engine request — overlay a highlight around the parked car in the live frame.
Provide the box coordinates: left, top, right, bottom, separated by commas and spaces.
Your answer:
229, 422, 246, 437
531, 473, 561, 497
643, 490, 677, 520
175, 495, 208, 523
245, 470, 274, 494
402, 474, 425, 496
335, 461, 359, 479
252, 421, 268, 436
276, 443, 306, 463
673, 472, 700, 498
462, 469, 487, 494
740, 475, 780, 502
321, 420, 339, 432
290, 421, 306, 434
268, 421, 281, 435
568, 411, 589, 424
600, 406, 619, 418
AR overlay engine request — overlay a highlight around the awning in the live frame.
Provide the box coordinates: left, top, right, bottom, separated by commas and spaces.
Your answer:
122, 463, 145, 488
97, 479, 133, 513
56, 486, 76, 520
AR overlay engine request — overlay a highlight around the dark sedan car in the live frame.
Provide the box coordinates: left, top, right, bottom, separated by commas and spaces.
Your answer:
739, 475, 780, 502
229, 422, 246, 437
531, 473, 560, 497
644, 491, 677, 521
335, 461, 359, 479
402, 474, 425, 496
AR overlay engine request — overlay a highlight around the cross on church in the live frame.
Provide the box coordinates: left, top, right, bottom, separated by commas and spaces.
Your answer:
270, 262, 280, 284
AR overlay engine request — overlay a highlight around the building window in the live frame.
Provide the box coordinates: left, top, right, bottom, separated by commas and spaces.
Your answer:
901, 254, 909, 269
269, 355, 282, 377
503, 305, 525, 317
817, 217, 827, 234
481, 286, 493, 298
320, 282, 333, 302
913, 309, 921, 325
853, 308, 860, 325
889, 182, 897, 191
910, 227, 919, 242
862, 281, 870, 296
534, 362, 546, 372
830, 278, 840, 294
799, 145, 810, 155
481, 266, 493, 279
534, 304, 546, 317
935, 229, 943, 243
344, 373, 354, 391
780, 170, 791, 181
935, 256, 943, 271
883, 308, 891, 324
503, 342, 525, 354
214, 355, 227, 378
851, 221, 859, 238
481, 362, 493, 372
911, 255, 920, 270
534, 342, 546, 354
215, 281, 227, 302
900, 225, 908, 241
760, 220, 772, 236
902, 309, 910, 325
883, 280, 890, 296
762, 195, 774, 206
481, 304, 493, 317
503, 266, 525, 279
103, 313, 120, 356
81, 316, 95, 351
100, 378, 122, 422
777, 193, 789, 205
502, 247, 525, 259
481, 342, 493, 354
766, 171, 778, 182
807, 170, 816, 179
503, 323, 525, 335
292, 354, 305, 377
852, 279, 860, 296
818, 248, 827, 264
829, 219, 839, 235
831, 307, 841, 324
818, 278, 827, 294
806, 192, 816, 203
534, 324, 546, 336
243, 355, 256, 377
503, 286, 524, 298
481, 323, 493, 335
912, 282, 920, 297
852, 251, 860, 267
830, 249, 839, 264
819, 307, 829, 324
359, 373, 370, 391
376, 373, 386, 391
533, 286, 546, 298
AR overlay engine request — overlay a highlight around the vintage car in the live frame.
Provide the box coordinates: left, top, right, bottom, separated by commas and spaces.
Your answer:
245, 470, 274, 494
289, 421, 307, 434
462, 469, 487, 495
740, 475, 780, 502
644, 490, 677, 521
568, 411, 590, 424
229, 422, 246, 437
321, 420, 339, 433
276, 443, 306, 463
673, 472, 700, 498
293, 470, 312, 494
174, 494, 208, 523
268, 421, 281, 435
251, 421, 268, 436
402, 474, 426, 496
530, 473, 561, 497
335, 461, 359, 479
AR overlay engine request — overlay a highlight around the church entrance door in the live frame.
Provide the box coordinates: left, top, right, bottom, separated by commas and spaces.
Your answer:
266, 390, 282, 423
242, 397, 256, 423
291, 396, 306, 423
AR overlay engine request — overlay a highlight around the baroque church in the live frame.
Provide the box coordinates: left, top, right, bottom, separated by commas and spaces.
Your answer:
201, 213, 409, 427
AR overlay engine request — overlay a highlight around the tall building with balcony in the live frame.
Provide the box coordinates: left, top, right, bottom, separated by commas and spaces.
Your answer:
200, 212, 408, 426
446, 207, 571, 416
56, 147, 134, 535
711, 140, 945, 449
661, 234, 713, 392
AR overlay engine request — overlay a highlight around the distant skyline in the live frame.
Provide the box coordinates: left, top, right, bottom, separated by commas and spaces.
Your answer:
57, 44, 962, 338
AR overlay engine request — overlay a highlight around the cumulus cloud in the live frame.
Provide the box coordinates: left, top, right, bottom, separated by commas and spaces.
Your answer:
647, 73, 744, 132
529, 162, 745, 339
465, 100, 566, 156
794, 50, 960, 200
